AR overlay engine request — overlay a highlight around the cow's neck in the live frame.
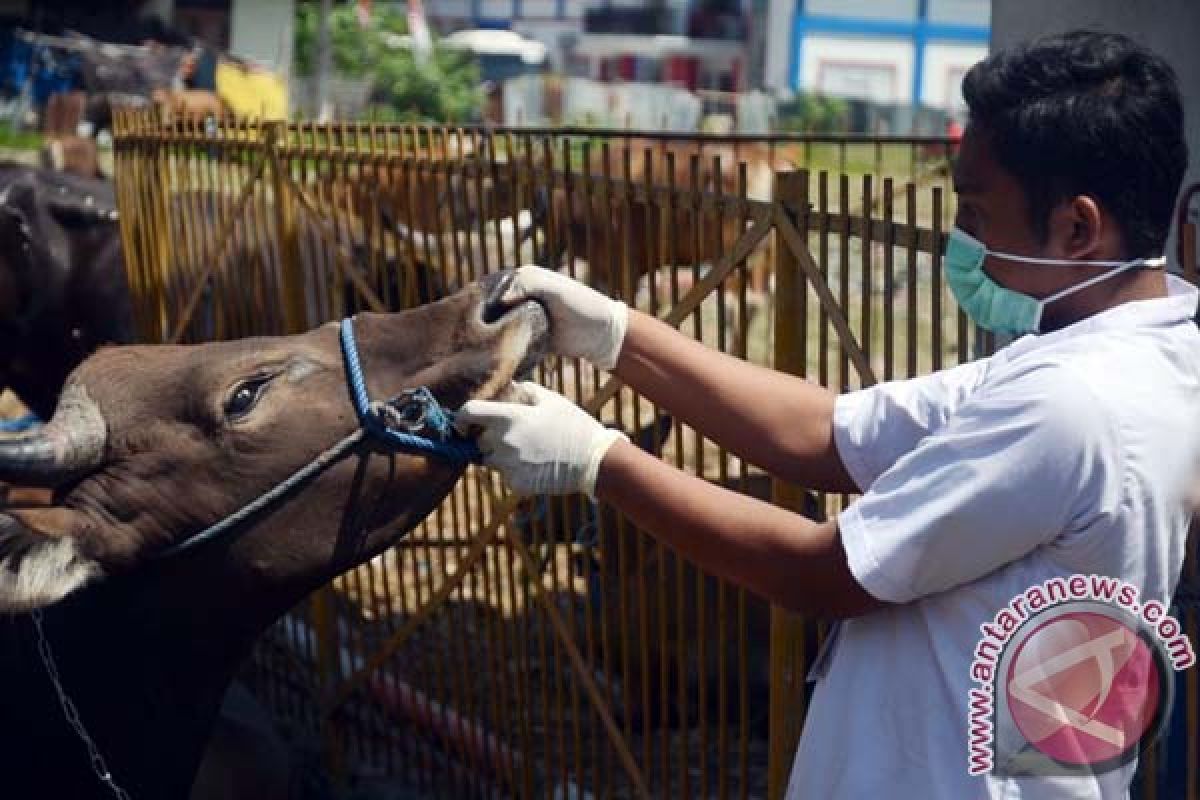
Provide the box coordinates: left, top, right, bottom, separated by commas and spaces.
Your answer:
0, 443, 448, 798
0, 540, 328, 799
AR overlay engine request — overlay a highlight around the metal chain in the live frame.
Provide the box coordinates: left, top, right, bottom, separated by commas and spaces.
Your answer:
31, 610, 134, 800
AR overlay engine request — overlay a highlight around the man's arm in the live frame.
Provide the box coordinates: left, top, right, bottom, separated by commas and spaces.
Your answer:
615, 310, 858, 493
596, 437, 881, 619
497, 266, 859, 493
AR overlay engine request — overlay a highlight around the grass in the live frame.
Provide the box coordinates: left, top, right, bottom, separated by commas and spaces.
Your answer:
0, 123, 42, 151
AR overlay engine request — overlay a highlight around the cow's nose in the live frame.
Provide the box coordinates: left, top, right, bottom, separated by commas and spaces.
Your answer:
480, 270, 516, 325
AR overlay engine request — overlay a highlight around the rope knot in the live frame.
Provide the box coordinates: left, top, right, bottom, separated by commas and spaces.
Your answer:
371, 388, 456, 441
340, 318, 480, 463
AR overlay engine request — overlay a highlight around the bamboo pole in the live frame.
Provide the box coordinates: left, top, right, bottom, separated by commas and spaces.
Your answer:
766, 170, 811, 800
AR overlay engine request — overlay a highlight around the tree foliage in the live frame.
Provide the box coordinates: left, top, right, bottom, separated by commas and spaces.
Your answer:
776, 92, 850, 134
294, 2, 407, 79
371, 46, 481, 124
294, 1, 482, 123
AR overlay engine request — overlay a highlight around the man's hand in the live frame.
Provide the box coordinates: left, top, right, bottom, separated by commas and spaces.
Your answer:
457, 382, 627, 497
502, 266, 628, 369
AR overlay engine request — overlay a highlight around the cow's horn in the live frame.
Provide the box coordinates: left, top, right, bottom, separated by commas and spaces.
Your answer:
0, 384, 106, 486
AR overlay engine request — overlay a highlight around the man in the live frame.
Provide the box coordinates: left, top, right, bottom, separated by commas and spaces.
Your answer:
458, 32, 1198, 798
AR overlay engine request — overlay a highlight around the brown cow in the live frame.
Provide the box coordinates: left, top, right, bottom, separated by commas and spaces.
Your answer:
0, 272, 546, 798
547, 139, 781, 296
40, 134, 104, 179
152, 88, 228, 120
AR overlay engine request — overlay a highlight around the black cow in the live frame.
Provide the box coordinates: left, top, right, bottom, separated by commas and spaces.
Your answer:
0, 164, 132, 419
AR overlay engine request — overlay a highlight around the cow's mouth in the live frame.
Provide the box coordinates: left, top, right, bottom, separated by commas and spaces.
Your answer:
479, 270, 549, 382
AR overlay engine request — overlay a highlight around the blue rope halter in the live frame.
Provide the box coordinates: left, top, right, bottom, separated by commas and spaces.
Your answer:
158, 317, 479, 557
0, 412, 40, 433
339, 318, 480, 463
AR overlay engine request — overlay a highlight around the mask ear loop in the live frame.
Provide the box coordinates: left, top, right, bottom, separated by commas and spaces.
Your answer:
989, 251, 1164, 267
1031, 256, 1167, 329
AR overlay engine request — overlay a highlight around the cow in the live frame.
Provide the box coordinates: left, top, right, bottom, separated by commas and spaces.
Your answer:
0, 159, 483, 424
546, 138, 782, 296
151, 88, 229, 121
0, 272, 547, 798
40, 134, 105, 179
0, 164, 131, 420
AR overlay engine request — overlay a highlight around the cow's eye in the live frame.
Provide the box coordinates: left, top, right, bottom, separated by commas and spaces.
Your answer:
224, 376, 272, 419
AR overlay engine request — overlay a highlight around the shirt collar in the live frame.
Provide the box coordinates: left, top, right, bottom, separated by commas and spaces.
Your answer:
1004, 273, 1198, 359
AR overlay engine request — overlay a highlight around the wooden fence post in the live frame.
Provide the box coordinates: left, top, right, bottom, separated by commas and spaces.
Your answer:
150, 108, 174, 342
767, 169, 812, 800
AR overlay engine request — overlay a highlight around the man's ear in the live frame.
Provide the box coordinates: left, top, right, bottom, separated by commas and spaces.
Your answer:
0, 508, 102, 612
1051, 194, 1117, 260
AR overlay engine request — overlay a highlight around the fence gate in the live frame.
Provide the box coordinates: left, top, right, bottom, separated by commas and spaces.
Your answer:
112, 112, 1197, 799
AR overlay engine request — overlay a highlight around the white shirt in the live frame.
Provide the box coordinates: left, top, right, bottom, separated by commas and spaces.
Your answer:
786, 275, 1200, 800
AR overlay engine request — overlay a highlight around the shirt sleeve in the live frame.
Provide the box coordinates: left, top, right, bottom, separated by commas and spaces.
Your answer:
838, 363, 1123, 605
833, 359, 990, 491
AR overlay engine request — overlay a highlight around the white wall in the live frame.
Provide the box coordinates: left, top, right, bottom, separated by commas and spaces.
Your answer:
806, 0, 918, 21
992, 0, 1200, 263
480, 0, 515, 18
929, 0, 989, 26
230, 0, 294, 75
763, 0, 795, 91
921, 41, 987, 112
800, 35, 913, 105
520, 0, 560, 17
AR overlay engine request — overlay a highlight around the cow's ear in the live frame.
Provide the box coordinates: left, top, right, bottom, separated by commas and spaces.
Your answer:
0, 509, 101, 612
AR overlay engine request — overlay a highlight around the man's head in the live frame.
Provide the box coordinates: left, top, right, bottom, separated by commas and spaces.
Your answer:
953, 31, 1187, 328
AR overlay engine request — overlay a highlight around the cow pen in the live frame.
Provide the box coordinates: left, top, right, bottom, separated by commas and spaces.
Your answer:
110, 110, 1198, 800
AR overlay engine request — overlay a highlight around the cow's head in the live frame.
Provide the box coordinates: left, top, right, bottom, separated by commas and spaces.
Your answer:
0, 272, 546, 612
0, 166, 128, 417
0, 174, 67, 330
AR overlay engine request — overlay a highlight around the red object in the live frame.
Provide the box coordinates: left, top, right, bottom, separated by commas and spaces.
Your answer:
619, 54, 636, 81
369, 673, 520, 782
665, 56, 699, 90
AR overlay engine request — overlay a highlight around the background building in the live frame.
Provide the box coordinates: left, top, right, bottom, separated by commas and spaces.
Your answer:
765, 0, 989, 115
424, 1, 756, 93
571, 0, 750, 92
423, 0, 581, 71
147, 0, 295, 76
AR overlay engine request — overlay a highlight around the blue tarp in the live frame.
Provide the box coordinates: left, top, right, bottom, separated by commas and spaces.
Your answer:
0, 33, 81, 104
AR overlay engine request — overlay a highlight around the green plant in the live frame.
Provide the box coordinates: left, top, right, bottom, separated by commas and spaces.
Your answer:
294, 1, 408, 78
776, 92, 850, 134
0, 123, 43, 151
294, 1, 482, 123
371, 46, 482, 125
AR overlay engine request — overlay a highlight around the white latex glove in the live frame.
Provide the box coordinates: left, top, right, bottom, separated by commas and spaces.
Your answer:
457, 382, 628, 497
503, 265, 628, 369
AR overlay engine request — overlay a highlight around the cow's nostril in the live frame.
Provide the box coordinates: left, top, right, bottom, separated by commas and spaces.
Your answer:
480, 270, 516, 325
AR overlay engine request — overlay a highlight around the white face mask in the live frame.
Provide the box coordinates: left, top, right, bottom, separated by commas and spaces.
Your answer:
944, 227, 1167, 335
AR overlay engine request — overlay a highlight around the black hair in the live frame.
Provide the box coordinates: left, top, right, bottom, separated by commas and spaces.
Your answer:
962, 30, 1187, 258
